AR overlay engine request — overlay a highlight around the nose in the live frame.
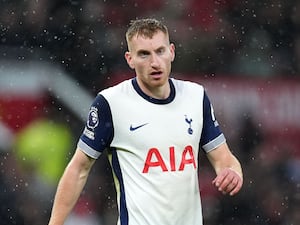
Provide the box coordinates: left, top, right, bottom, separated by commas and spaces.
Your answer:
150, 54, 160, 68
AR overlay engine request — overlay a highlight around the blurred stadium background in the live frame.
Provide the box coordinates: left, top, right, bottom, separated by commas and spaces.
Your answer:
0, 0, 299, 224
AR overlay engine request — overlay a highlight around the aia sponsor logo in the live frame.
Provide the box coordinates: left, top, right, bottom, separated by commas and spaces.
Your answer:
142, 145, 196, 173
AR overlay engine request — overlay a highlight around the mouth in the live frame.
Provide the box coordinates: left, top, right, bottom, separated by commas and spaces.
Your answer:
150, 71, 163, 78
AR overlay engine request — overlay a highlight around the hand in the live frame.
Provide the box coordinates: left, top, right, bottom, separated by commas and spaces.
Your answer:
212, 168, 243, 196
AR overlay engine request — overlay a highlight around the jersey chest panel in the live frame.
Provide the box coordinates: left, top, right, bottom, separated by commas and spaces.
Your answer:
102, 80, 204, 174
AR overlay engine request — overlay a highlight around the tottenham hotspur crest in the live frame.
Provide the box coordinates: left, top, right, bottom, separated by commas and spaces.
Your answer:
184, 115, 193, 135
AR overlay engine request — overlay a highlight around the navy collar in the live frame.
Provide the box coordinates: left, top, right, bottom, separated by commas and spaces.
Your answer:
131, 77, 175, 104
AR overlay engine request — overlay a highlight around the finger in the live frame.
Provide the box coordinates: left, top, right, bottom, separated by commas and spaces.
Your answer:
225, 176, 238, 194
225, 171, 244, 194
213, 168, 243, 195
229, 178, 243, 196
218, 172, 235, 193
212, 169, 230, 188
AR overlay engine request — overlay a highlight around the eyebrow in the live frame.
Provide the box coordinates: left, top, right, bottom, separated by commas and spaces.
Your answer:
136, 46, 166, 54
137, 49, 149, 54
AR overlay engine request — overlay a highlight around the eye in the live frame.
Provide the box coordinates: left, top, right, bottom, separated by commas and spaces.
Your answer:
156, 47, 165, 55
138, 51, 149, 58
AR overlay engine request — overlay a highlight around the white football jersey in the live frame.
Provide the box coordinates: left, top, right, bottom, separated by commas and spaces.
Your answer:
78, 78, 225, 225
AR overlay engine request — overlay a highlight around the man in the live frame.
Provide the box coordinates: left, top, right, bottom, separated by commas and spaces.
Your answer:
48, 18, 243, 225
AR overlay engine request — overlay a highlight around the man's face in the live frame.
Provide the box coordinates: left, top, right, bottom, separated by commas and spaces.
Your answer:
125, 31, 175, 90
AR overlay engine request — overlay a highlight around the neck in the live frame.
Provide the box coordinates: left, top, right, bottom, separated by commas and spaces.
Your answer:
136, 78, 170, 100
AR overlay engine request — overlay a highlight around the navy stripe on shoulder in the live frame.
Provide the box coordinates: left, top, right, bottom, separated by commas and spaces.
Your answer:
78, 94, 114, 157
200, 91, 225, 152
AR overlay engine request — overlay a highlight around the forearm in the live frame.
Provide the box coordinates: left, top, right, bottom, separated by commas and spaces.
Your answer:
215, 153, 243, 178
48, 150, 94, 225
207, 143, 243, 195
208, 143, 243, 177
228, 154, 243, 178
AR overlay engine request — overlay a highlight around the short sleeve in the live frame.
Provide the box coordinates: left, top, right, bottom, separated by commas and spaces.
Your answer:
200, 92, 226, 152
77, 94, 114, 159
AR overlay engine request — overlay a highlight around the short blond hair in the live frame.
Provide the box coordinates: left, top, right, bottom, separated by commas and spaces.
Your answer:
126, 18, 169, 43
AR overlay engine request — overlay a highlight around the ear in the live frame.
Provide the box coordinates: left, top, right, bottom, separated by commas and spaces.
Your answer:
170, 43, 175, 62
125, 51, 135, 69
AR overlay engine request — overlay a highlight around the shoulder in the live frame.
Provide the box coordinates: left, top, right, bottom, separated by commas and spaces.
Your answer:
100, 79, 133, 98
171, 78, 204, 95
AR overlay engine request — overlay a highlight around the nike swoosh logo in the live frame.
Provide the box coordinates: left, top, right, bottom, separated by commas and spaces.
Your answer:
130, 123, 148, 131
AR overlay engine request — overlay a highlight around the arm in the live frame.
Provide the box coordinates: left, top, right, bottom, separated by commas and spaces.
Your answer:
48, 148, 95, 225
206, 142, 243, 196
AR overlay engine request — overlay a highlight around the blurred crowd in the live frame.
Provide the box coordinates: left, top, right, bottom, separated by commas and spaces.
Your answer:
1, 0, 300, 90
0, 0, 300, 225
